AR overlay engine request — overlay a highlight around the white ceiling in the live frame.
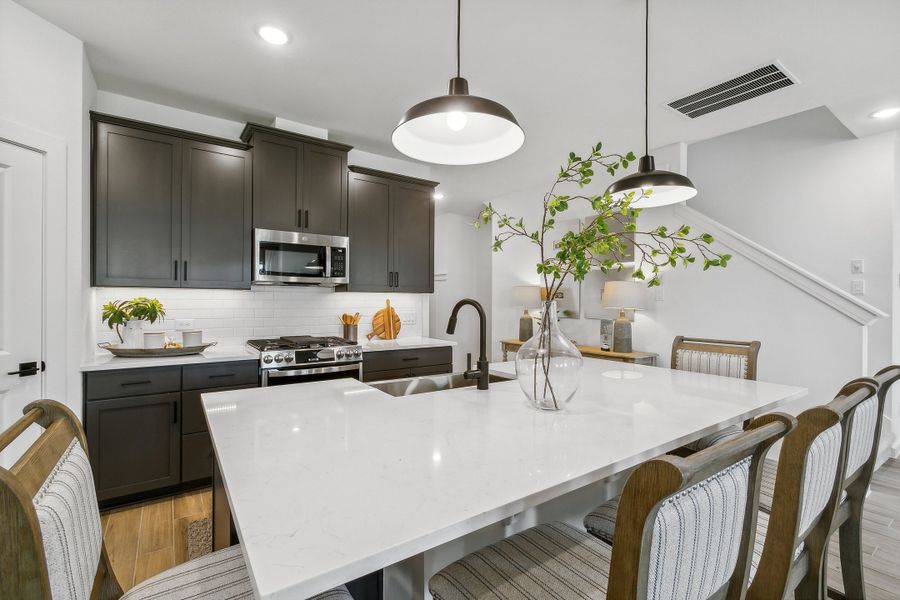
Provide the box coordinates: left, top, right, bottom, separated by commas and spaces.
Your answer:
18, 0, 900, 212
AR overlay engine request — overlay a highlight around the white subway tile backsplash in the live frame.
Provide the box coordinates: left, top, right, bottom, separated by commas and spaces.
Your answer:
91, 287, 425, 350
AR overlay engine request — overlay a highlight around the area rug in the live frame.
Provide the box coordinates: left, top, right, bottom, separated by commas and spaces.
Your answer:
186, 517, 212, 560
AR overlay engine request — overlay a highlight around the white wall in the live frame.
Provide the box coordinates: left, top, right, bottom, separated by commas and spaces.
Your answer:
488, 108, 897, 426
0, 0, 91, 416
430, 212, 493, 371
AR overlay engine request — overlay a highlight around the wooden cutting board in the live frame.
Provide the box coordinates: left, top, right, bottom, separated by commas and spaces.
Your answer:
367, 299, 401, 340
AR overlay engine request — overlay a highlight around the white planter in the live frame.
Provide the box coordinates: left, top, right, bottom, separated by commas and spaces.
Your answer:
122, 319, 146, 348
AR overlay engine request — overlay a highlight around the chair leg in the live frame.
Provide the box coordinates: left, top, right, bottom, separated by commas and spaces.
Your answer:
838, 514, 866, 600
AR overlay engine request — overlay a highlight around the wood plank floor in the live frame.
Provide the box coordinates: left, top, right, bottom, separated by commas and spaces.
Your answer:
827, 458, 900, 600
100, 463, 900, 596
100, 487, 211, 591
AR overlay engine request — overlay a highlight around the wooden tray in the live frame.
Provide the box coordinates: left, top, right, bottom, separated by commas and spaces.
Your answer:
97, 341, 217, 357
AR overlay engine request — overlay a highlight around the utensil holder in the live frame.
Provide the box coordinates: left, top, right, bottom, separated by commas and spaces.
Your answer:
343, 324, 358, 343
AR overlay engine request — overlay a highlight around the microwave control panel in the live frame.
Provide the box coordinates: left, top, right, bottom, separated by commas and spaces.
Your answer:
332, 247, 346, 278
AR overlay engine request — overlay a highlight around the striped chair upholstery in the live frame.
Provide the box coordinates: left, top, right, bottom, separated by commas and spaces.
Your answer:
122, 544, 353, 600
797, 424, 841, 534
33, 439, 103, 600
434, 429, 788, 600
671, 337, 761, 452
845, 396, 878, 477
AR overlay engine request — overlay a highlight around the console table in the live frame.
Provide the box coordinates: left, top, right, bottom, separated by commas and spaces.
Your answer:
499, 338, 658, 365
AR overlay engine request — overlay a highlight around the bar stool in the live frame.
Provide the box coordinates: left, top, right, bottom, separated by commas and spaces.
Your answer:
0, 399, 352, 600
429, 413, 793, 600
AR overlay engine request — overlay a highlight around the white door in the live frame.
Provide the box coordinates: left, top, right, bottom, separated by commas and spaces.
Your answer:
0, 139, 44, 468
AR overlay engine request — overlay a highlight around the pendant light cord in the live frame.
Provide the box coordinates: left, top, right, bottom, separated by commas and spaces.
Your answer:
644, 0, 649, 156
456, 0, 462, 77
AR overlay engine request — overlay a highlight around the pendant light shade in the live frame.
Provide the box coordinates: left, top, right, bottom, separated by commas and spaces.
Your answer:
605, 0, 697, 207
392, 1, 524, 165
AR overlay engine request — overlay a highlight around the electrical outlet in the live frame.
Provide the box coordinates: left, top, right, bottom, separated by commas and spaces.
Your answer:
851, 259, 864, 274
851, 280, 865, 295
175, 319, 195, 330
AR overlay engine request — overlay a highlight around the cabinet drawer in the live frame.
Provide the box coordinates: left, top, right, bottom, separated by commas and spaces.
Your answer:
362, 347, 452, 373
183, 361, 258, 390
182, 384, 257, 434
85, 367, 181, 401
182, 431, 214, 482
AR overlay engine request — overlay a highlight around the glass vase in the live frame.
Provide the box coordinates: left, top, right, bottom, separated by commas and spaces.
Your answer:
515, 301, 583, 410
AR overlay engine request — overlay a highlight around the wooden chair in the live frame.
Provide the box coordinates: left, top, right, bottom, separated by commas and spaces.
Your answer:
429, 413, 794, 600
671, 336, 762, 452
748, 378, 879, 600
0, 399, 352, 600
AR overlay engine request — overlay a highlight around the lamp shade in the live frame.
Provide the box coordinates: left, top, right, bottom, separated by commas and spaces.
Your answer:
392, 78, 525, 165
512, 285, 541, 307
605, 155, 697, 208
601, 281, 646, 310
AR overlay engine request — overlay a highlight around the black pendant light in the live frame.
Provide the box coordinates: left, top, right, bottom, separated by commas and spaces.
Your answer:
391, 0, 525, 165
606, 0, 697, 207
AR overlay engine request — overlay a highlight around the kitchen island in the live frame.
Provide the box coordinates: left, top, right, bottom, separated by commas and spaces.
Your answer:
202, 359, 806, 599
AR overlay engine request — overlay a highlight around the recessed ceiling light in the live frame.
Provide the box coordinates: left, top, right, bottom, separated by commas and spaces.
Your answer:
433, 192, 445, 200
258, 26, 288, 45
870, 107, 900, 119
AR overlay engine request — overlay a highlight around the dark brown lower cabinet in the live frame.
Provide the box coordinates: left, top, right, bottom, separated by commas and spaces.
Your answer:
85, 392, 181, 503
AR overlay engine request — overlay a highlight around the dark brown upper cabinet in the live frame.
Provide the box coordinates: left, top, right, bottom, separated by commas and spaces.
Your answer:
91, 112, 252, 289
345, 166, 437, 294
240, 123, 351, 236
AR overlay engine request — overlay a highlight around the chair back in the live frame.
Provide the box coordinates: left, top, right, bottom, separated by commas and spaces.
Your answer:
843, 366, 900, 491
671, 336, 761, 380
606, 412, 795, 600
0, 400, 122, 600
747, 378, 879, 599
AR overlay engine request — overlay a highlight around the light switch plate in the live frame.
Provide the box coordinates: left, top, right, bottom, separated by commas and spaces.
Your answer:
851, 259, 864, 274
851, 280, 865, 295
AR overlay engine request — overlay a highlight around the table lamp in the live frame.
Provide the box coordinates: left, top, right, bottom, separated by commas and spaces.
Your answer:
512, 285, 541, 341
601, 281, 646, 353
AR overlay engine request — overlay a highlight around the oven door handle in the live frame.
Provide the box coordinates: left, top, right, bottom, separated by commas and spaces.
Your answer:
266, 363, 361, 378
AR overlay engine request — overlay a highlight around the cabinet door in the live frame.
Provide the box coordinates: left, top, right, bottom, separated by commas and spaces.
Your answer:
347, 172, 393, 291
182, 141, 252, 288
302, 144, 347, 236
392, 183, 434, 293
251, 132, 303, 231
93, 122, 182, 286
85, 392, 180, 502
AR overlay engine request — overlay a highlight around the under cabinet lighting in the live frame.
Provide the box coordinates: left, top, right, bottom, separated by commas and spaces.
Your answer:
258, 26, 289, 45
433, 192, 445, 200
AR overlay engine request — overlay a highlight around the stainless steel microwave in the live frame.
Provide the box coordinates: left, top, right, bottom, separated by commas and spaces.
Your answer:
253, 228, 349, 286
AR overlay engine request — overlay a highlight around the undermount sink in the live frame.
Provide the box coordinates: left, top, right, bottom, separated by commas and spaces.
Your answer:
367, 371, 517, 397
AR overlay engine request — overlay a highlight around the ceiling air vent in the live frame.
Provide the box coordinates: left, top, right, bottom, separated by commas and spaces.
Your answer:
668, 62, 797, 118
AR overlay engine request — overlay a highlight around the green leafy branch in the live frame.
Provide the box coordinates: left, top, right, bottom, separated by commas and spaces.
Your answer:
475, 141, 730, 303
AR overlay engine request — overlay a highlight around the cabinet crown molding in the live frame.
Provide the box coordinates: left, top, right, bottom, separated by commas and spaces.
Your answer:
240, 122, 353, 152
348, 165, 439, 188
89, 111, 249, 150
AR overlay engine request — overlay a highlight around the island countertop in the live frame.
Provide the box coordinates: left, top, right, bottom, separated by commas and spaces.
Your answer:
202, 360, 806, 599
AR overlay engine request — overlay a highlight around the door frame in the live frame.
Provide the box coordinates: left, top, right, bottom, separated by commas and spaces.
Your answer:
0, 118, 69, 412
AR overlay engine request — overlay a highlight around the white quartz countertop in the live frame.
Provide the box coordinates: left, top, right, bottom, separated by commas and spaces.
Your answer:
203, 359, 806, 599
359, 336, 456, 352
80, 346, 257, 371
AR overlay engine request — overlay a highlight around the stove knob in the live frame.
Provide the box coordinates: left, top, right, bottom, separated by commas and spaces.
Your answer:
336, 349, 345, 359
354, 348, 362, 357
283, 353, 294, 363
263, 355, 274, 364
274, 353, 284, 363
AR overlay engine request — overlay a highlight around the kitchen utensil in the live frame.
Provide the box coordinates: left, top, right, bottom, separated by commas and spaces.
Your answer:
367, 299, 401, 340
343, 323, 359, 343
143, 331, 165, 349
97, 341, 218, 357
182, 330, 203, 346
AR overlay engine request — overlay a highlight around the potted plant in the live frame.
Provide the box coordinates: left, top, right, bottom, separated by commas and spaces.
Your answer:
477, 142, 730, 410
101, 297, 167, 347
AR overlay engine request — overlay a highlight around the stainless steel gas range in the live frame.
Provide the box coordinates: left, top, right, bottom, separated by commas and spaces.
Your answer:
246, 336, 363, 386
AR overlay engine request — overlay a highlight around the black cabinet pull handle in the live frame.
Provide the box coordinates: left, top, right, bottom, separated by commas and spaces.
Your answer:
120, 380, 151, 387
173, 402, 178, 424
305, 210, 310, 229
184, 260, 188, 281
209, 373, 235, 379
297, 209, 303, 228
401, 357, 419, 362
395, 272, 399, 287
174, 260, 178, 280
